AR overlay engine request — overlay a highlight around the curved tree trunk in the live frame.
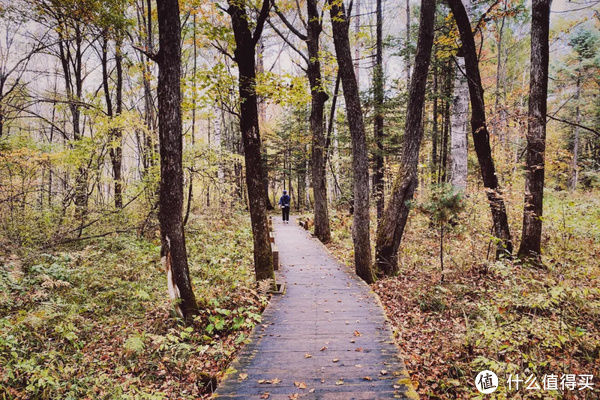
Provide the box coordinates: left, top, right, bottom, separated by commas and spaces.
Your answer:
329, 0, 374, 283
156, 0, 198, 321
518, 0, 552, 261
446, 0, 513, 258
374, 0, 436, 276
227, 0, 275, 283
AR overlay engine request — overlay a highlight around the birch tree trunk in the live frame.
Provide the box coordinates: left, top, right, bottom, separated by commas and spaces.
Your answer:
450, 56, 469, 191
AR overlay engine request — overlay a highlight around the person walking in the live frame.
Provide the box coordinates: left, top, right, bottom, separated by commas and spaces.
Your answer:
278, 190, 291, 223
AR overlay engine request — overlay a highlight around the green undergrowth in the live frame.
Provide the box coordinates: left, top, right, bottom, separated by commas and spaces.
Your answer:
0, 213, 266, 400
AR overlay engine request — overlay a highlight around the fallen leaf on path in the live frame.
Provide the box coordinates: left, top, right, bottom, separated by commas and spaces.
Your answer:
355, 347, 363, 352
294, 381, 307, 389
260, 393, 270, 399
335, 379, 344, 385
320, 346, 327, 351
363, 376, 372, 381
332, 358, 339, 363
304, 353, 312, 358
289, 394, 299, 400
238, 373, 248, 381
380, 370, 388, 375
354, 330, 361, 336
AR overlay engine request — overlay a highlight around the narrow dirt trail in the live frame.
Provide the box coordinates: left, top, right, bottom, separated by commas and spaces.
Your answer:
215, 216, 417, 400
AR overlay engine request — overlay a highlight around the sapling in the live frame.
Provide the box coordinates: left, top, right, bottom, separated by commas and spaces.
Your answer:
419, 184, 464, 282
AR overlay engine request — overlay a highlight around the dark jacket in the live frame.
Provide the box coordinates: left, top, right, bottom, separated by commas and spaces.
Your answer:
279, 194, 290, 207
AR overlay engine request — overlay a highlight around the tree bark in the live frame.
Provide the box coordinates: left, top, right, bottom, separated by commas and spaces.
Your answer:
518, 0, 551, 261
306, 0, 332, 243
227, 0, 275, 282
450, 56, 469, 191
375, 0, 436, 276
329, 0, 374, 283
156, 0, 198, 321
447, 0, 513, 258
373, 0, 385, 221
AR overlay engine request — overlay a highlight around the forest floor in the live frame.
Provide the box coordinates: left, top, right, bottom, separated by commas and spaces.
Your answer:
323, 188, 600, 399
0, 213, 268, 400
216, 216, 418, 399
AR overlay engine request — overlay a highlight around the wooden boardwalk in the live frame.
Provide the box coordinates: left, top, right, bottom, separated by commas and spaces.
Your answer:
214, 216, 418, 400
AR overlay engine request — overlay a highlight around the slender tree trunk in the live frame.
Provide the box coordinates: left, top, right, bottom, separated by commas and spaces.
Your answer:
494, 3, 506, 144
447, 0, 513, 257
375, 0, 436, 276
184, 14, 198, 226
406, 0, 411, 82
256, 38, 273, 210
373, 0, 385, 221
156, 0, 198, 321
569, 70, 582, 192
518, 0, 551, 261
431, 65, 439, 182
440, 64, 451, 183
329, 0, 374, 283
227, 0, 275, 282
450, 55, 469, 191
307, 0, 331, 243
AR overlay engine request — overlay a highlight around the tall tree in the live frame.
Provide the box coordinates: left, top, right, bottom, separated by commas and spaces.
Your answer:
155, 0, 198, 320
375, 0, 436, 276
518, 0, 551, 261
329, 0, 374, 283
226, 0, 275, 282
273, 0, 332, 243
449, 51, 469, 191
447, 0, 513, 257
373, 0, 385, 221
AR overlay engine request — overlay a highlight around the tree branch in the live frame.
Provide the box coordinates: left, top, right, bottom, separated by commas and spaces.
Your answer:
253, 0, 272, 45
273, 1, 308, 40
548, 115, 600, 137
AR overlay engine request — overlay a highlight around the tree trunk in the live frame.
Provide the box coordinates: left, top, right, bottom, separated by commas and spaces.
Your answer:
569, 70, 581, 192
307, 0, 331, 243
440, 63, 451, 183
256, 38, 273, 210
375, 0, 436, 276
227, 0, 275, 282
373, 0, 385, 221
518, 0, 551, 261
447, 0, 513, 258
431, 65, 439, 182
156, 0, 198, 321
406, 0, 411, 82
450, 55, 469, 191
329, 0, 374, 283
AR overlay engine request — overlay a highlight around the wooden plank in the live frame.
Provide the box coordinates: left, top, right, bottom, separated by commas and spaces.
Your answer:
271, 243, 279, 271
